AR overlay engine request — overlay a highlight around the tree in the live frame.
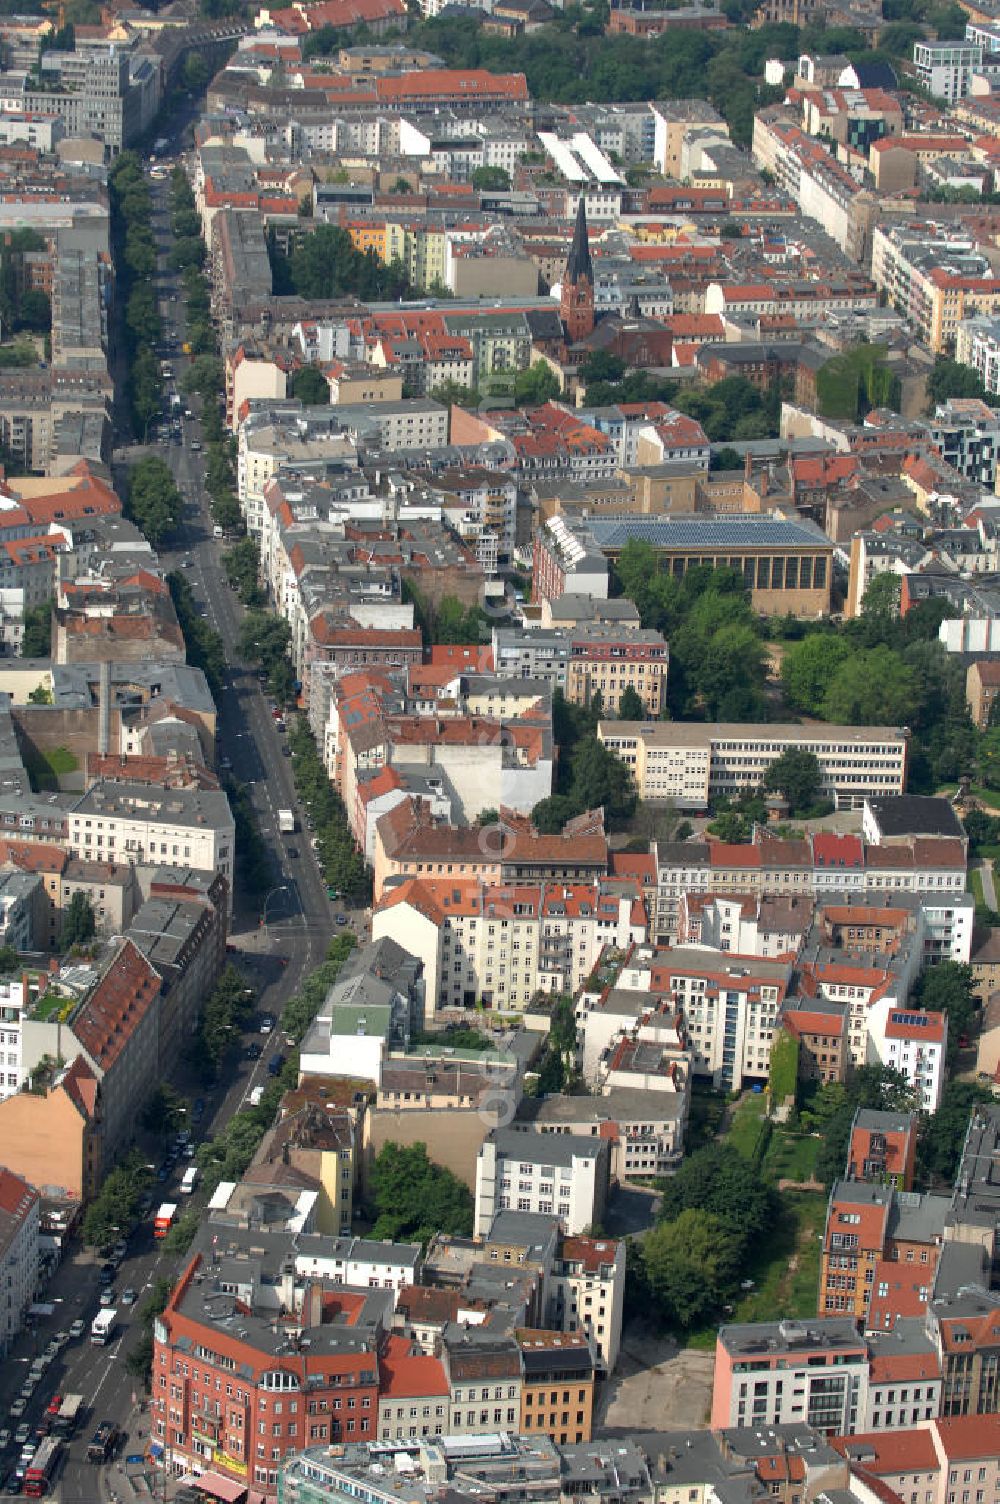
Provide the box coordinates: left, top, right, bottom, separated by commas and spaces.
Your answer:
224, 537, 264, 607
569, 736, 637, 822
643, 1208, 736, 1328
531, 794, 581, 833
292, 364, 330, 405
617, 685, 647, 721
428, 379, 481, 409
126, 456, 182, 546
368, 1142, 473, 1247
781, 633, 852, 715
762, 747, 822, 815
20, 600, 51, 657
140, 1084, 189, 1139
471, 165, 511, 190
238, 610, 292, 673
822, 646, 918, 725
514, 360, 560, 406
926, 356, 989, 406
914, 961, 977, 1059
579, 350, 626, 385
861, 571, 902, 620
659, 1142, 777, 1246
181, 51, 211, 92
61, 891, 95, 947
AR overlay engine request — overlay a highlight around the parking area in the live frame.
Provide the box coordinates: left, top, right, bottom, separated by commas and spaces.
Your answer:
596, 1324, 714, 1433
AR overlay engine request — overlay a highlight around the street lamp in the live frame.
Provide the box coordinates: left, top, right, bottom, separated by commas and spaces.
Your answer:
261, 884, 289, 942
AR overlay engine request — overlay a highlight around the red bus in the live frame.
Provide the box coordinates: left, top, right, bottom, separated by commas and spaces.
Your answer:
25, 1436, 60, 1496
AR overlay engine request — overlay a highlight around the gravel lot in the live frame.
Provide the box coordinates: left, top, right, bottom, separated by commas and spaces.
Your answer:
597, 1322, 715, 1433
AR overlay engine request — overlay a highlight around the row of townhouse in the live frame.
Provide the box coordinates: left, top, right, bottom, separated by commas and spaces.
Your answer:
372, 875, 646, 1021
151, 1207, 620, 1497
651, 797, 970, 952
871, 222, 1000, 354
579, 889, 949, 1103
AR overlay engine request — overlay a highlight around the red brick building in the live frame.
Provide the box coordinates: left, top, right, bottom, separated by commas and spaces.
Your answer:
152, 1252, 384, 1497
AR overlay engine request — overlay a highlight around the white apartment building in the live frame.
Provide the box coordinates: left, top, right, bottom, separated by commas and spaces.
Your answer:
0, 978, 27, 1099
292, 1233, 421, 1296
474, 1128, 610, 1237
712, 1318, 869, 1433
372, 877, 647, 1021
598, 721, 909, 810
0, 1168, 38, 1356
957, 315, 1000, 394
67, 782, 235, 913
913, 40, 982, 99
653, 946, 792, 1090
866, 1001, 947, 1110
546, 1235, 626, 1374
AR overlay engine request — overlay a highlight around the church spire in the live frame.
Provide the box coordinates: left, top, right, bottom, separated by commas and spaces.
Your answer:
565, 195, 593, 287
561, 196, 595, 344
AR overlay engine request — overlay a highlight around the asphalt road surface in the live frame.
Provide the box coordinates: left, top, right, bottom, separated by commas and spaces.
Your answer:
5, 128, 358, 1504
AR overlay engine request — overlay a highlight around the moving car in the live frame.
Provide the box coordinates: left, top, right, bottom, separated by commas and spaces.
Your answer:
68, 1321, 85, 1340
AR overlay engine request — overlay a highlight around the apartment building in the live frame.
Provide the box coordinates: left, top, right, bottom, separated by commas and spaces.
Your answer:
152, 1232, 388, 1497
957, 316, 1000, 396
377, 1341, 450, 1443
847, 1108, 918, 1189
871, 224, 1000, 353
474, 1128, 610, 1237
820, 1179, 951, 1324
866, 1002, 947, 1111
0, 1168, 38, 1357
546, 1235, 625, 1374
372, 877, 646, 1020
912, 40, 983, 99
517, 1331, 595, 1445
373, 798, 608, 904
66, 783, 235, 914
70, 938, 162, 1174
492, 625, 669, 717
599, 720, 909, 811
712, 1318, 869, 1434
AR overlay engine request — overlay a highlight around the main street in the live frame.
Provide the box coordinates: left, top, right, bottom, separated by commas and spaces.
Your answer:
5, 129, 351, 1503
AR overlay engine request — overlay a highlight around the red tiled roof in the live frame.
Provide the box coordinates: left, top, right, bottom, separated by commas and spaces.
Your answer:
71, 939, 160, 1072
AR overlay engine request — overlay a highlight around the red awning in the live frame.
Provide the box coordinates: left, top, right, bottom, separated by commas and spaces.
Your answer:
194, 1473, 247, 1504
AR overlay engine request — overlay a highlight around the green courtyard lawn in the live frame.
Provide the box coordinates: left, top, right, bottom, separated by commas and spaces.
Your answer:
24, 744, 78, 790
685, 1189, 826, 1349
676, 1089, 825, 1348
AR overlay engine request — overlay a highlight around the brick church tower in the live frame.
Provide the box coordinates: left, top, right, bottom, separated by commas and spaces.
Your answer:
560, 196, 594, 344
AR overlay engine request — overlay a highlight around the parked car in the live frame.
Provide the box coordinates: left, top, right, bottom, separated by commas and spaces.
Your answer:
8, 1405, 24, 1424
68, 1319, 85, 1340
13, 1429, 28, 1448
0, 1431, 11, 1453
